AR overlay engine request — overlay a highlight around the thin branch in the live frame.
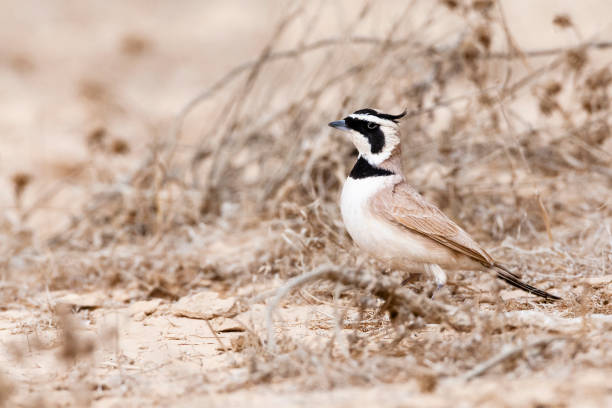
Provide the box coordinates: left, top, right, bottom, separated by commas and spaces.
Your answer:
496, 0, 530, 69
461, 337, 565, 381
170, 38, 612, 146
488, 41, 612, 60
169, 36, 411, 144
264, 265, 335, 353
257, 264, 465, 354
205, 319, 228, 353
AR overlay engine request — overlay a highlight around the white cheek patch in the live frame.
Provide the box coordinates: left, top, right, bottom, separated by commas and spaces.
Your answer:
349, 130, 372, 154
346, 128, 399, 166
346, 127, 400, 166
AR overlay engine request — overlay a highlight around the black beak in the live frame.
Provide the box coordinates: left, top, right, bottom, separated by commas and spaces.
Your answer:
328, 119, 350, 132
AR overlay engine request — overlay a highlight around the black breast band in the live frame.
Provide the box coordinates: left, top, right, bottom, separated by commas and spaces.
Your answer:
349, 157, 394, 179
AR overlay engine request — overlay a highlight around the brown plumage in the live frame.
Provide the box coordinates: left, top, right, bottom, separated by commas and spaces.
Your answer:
372, 181, 560, 300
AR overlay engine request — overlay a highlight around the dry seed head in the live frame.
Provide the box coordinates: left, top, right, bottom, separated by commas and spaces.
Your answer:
472, 0, 494, 13
11, 172, 32, 201
474, 25, 492, 50
581, 94, 609, 114
478, 93, 494, 106
585, 67, 612, 90
539, 96, 558, 116
120, 33, 152, 56
441, 0, 460, 9
545, 81, 562, 96
87, 126, 107, 149
461, 41, 480, 65
552, 14, 573, 28
565, 48, 588, 72
110, 138, 130, 155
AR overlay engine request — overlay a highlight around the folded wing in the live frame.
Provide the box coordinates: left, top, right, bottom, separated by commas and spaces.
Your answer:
371, 182, 560, 300
371, 182, 495, 267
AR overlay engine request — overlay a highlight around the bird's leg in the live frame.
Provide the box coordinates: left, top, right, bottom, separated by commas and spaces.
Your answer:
400, 271, 420, 287
425, 264, 447, 298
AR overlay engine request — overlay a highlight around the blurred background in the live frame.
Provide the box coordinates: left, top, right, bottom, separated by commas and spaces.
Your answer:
1, 1, 611, 406
2, 0, 611, 234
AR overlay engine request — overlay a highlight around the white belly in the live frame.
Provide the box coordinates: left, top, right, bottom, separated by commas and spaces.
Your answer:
340, 176, 461, 268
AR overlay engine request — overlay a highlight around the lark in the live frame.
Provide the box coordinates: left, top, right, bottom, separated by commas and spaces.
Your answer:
329, 108, 560, 300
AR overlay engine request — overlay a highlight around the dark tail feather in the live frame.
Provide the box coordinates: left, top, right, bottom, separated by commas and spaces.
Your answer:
494, 265, 561, 301
493, 262, 522, 279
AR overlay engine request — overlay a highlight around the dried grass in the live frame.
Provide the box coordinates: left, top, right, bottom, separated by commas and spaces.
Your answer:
2, 1, 612, 406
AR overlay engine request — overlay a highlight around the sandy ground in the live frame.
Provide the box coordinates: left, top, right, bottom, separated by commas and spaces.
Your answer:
1, 1, 612, 407
3, 284, 612, 406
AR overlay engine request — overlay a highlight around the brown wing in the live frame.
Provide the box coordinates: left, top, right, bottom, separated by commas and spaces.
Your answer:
372, 182, 561, 300
372, 181, 495, 266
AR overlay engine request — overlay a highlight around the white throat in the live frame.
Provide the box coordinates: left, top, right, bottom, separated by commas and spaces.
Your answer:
348, 128, 399, 166
363, 148, 393, 166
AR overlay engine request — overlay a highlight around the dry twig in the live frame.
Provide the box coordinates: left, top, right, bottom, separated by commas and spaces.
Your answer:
461, 337, 566, 381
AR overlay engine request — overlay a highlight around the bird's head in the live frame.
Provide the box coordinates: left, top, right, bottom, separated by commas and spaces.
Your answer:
329, 108, 406, 166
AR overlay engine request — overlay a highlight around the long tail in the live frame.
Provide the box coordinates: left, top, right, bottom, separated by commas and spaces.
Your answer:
493, 263, 561, 301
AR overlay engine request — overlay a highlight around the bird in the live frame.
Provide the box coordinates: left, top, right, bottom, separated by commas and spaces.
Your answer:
328, 108, 560, 300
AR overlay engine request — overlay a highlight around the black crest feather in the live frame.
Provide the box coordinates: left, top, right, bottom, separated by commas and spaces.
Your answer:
353, 108, 407, 123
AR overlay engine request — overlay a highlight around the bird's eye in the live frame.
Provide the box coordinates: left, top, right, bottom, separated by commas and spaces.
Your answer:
367, 122, 378, 129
